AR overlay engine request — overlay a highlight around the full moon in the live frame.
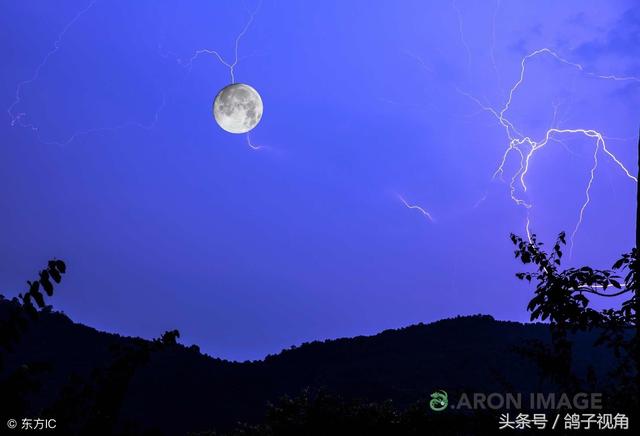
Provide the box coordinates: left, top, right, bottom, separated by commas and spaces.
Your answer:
212, 83, 263, 134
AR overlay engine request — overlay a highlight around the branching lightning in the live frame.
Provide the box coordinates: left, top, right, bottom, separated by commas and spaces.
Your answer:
397, 194, 435, 223
181, 0, 264, 151
181, 0, 261, 84
462, 48, 638, 254
8, 0, 98, 130
40, 95, 167, 147
7, 0, 167, 146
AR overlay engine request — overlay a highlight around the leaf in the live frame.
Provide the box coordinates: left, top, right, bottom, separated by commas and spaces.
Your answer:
39, 271, 54, 296
49, 268, 61, 283
558, 232, 566, 244
31, 290, 45, 308
54, 260, 66, 274
40, 277, 54, 296
612, 258, 625, 269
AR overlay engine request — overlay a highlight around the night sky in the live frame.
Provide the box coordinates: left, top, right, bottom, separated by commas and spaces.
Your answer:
1, 0, 638, 361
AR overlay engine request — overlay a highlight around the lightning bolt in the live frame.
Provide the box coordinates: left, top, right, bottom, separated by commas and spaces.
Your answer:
7, 0, 98, 130
452, 0, 471, 74
397, 194, 435, 222
246, 133, 265, 150
181, 0, 262, 84
473, 193, 488, 209
181, 1, 265, 152
489, 0, 501, 87
462, 48, 638, 253
39, 95, 166, 147
7, 0, 166, 146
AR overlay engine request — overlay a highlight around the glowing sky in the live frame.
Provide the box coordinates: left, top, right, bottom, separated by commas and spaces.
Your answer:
1, 0, 638, 360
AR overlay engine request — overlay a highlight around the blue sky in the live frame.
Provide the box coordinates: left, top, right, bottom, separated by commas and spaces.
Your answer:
1, 0, 639, 360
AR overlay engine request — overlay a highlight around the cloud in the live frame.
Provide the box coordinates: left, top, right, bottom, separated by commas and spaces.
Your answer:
573, 4, 640, 71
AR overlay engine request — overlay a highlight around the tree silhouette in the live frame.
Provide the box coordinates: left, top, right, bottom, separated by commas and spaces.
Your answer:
187, 389, 495, 436
635, 130, 640, 398
1, 260, 182, 435
510, 230, 638, 404
0, 259, 67, 417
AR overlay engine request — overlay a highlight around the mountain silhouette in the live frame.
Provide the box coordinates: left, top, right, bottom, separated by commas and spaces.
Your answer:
0, 298, 618, 435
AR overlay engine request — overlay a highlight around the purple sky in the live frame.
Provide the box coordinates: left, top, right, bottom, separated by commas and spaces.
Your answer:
1, 0, 638, 360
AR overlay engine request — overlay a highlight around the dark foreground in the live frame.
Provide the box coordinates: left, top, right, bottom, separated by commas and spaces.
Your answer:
0, 298, 631, 435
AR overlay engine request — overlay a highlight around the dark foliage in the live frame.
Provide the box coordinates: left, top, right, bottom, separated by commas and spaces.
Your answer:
510, 232, 638, 409
189, 390, 495, 436
0, 261, 180, 436
0, 260, 66, 417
